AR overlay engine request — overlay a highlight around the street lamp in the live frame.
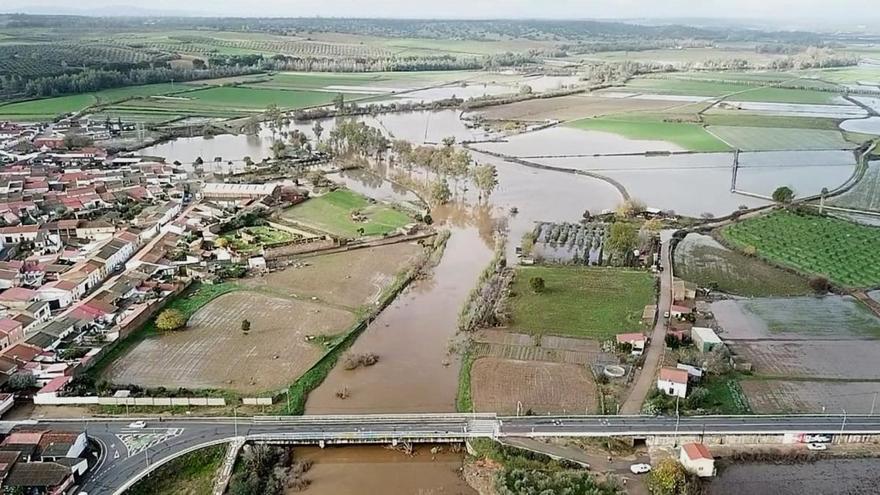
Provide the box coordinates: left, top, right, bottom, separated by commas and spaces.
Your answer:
841, 408, 847, 435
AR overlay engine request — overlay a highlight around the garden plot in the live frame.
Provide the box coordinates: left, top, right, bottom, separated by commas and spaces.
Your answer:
673, 233, 811, 297
741, 379, 880, 415
706, 126, 853, 151
531, 222, 608, 264
472, 329, 605, 366
711, 296, 880, 340
729, 340, 880, 379
242, 242, 423, 308
471, 357, 598, 414
104, 291, 355, 393
721, 210, 880, 288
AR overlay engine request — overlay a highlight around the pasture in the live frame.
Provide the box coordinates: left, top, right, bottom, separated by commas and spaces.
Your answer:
281, 189, 411, 238
567, 117, 730, 152
508, 266, 655, 339
470, 357, 598, 414
673, 233, 811, 297
621, 76, 842, 104
721, 210, 880, 288
103, 291, 355, 393
706, 126, 852, 151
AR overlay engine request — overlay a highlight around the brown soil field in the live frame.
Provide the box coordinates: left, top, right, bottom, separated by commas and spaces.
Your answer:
471, 357, 598, 414
472, 329, 606, 365
741, 379, 880, 415
475, 95, 677, 121
104, 291, 354, 393
730, 341, 880, 380
243, 242, 423, 308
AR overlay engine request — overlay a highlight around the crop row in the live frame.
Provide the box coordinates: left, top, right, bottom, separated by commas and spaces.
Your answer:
534, 221, 608, 249
0, 43, 172, 77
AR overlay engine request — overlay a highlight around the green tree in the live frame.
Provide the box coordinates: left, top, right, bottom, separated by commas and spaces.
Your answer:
646, 458, 693, 495
333, 93, 346, 111
271, 140, 287, 160
307, 169, 327, 187
8, 373, 36, 391
521, 232, 536, 257
243, 116, 260, 135
156, 309, 186, 331
607, 222, 639, 260
430, 178, 452, 205
472, 163, 499, 201
529, 277, 546, 293
312, 121, 324, 142
772, 186, 795, 203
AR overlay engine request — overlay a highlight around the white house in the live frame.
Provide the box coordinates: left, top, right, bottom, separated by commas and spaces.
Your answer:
680, 443, 716, 477
616, 332, 647, 356
657, 367, 688, 398
36, 280, 80, 310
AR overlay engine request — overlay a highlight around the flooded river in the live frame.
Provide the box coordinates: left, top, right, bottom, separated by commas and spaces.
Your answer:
293, 445, 475, 495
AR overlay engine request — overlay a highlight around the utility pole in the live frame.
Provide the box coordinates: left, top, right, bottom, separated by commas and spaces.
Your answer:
871, 392, 877, 416
234, 407, 239, 437
674, 395, 681, 447
841, 408, 847, 435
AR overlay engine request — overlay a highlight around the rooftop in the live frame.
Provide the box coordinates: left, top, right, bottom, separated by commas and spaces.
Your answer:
659, 367, 689, 385
682, 442, 713, 461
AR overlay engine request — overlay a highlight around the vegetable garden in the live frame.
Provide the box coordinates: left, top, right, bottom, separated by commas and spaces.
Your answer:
532, 221, 608, 264
721, 209, 880, 288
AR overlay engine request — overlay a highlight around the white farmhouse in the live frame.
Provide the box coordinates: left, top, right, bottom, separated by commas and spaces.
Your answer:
657, 367, 688, 398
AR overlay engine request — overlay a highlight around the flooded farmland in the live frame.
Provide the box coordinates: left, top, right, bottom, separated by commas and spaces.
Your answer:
293, 445, 475, 495
473, 126, 685, 156
840, 116, 880, 135
709, 458, 880, 495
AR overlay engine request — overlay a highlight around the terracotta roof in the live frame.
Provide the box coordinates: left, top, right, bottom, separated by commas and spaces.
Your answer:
0, 287, 37, 303
659, 367, 689, 385
2, 343, 41, 363
616, 332, 646, 343
0, 318, 21, 334
2, 432, 44, 446
682, 442, 713, 461
0, 225, 38, 234
37, 376, 70, 394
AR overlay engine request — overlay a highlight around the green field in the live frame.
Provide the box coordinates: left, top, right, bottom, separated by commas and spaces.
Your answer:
508, 266, 655, 339
623, 77, 841, 104
706, 126, 852, 151
281, 189, 411, 238
568, 117, 730, 152
832, 161, 880, 212
674, 233, 812, 297
701, 113, 844, 130
721, 210, 880, 288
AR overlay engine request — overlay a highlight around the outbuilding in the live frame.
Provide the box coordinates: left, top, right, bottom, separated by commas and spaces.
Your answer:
692, 327, 723, 353
657, 367, 688, 398
680, 442, 716, 477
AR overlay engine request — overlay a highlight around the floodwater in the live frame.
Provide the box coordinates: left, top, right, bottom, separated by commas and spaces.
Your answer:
327, 168, 422, 206
735, 150, 857, 198
712, 101, 866, 119
138, 110, 496, 165
709, 458, 880, 495
305, 224, 494, 413
852, 96, 880, 113
473, 126, 684, 156
840, 116, 880, 135
293, 445, 475, 495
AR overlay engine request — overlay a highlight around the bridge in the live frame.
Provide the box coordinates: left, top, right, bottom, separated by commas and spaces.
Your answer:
25, 413, 880, 495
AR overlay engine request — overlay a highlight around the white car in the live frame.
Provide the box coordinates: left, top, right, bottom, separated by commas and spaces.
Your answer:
807, 443, 828, 451
127, 421, 147, 429
630, 463, 652, 474
805, 435, 831, 443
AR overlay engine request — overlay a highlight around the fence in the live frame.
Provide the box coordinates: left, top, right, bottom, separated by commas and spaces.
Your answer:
242, 397, 274, 406
34, 395, 226, 407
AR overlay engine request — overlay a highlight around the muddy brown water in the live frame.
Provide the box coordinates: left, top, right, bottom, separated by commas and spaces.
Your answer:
708, 458, 880, 495
292, 445, 476, 495
305, 223, 494, 413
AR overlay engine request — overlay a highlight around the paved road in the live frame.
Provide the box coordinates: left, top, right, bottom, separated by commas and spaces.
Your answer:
27, 413, 880, 495
620, 233, 673, 414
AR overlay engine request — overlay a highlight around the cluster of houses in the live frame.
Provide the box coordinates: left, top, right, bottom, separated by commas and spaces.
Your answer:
0, 424, 91, 493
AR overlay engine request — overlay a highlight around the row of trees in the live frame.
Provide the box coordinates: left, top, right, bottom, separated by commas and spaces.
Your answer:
391, 138, 498, 204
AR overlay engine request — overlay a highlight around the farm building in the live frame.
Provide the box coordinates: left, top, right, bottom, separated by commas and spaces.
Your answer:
672, 278, 697, 303
616, 332, 647, 356
680, 443, 716, 477
657, 367, 688, 398
692, 327, 722, 353
201, 183, 280, 201
670, 305, 692, 318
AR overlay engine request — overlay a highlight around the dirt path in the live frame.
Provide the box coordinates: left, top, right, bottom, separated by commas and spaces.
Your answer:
620, 234, 673, 414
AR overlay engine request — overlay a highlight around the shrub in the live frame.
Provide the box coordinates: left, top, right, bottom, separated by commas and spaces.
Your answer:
808, 276, 831, 294
529, 277, 546, 293
772, 186, 795, 203
156, 309, 186, 331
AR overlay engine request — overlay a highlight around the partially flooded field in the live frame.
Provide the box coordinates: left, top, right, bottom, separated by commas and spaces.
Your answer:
473, 125, 684, 156
709, 458, 880, 495
840, 116, 880, 135
711, 296, 880, 340
729, 340, 880, 379
293, 445, 475, 495
673, 233, 811, 296
472, 94, 678, 122
832, 160, 880, 211
741, 379, 880, 414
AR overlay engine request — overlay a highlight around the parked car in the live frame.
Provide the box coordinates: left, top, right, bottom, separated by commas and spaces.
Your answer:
805, 435, 831, 443
630, 463, 652, 474
127, 421, 147, 429
807, 443, 828, 451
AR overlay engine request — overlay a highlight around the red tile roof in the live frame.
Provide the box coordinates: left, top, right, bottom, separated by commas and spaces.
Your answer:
659, 367, 689, 385
37, 376, 70, 394
0, 287, 37, 303
682, 442, 713, 461
616, 332, 646, 343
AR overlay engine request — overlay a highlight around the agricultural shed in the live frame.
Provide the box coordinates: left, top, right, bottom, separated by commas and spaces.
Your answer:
692, 327, 722, 353
680, 443, 716, 477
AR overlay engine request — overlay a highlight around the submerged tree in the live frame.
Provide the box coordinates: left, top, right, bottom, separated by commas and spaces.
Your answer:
772, 186, 795, 203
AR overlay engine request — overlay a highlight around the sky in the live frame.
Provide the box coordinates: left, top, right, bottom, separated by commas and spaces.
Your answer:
2, 0, 877, 25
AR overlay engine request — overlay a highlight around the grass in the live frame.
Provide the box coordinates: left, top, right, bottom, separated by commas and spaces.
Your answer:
703, 377, 752, 415
624, 76, 842, 104
721, 209, 880, 288
567, 117, 730, 152
706, 126, 852, 151
456, 348, 475, 413
701, 113, 844, 130
126, 444, 225, 495
282, 189, 411, 238
221, 226, 296, 253
673, 233, 812, 297
508, 266, 655, 339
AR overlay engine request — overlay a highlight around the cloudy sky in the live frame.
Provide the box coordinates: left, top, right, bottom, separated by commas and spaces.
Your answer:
2, 0, 876, 24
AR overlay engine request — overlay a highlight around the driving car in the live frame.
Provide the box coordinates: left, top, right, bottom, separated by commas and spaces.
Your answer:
807, 443, 828, 451
127, 421, 147, 429
630, 463, 652, 474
